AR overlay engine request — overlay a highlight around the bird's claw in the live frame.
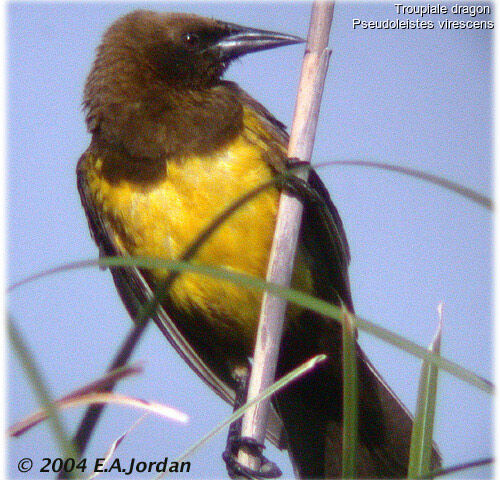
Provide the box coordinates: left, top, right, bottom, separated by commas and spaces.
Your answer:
222, 436, 282, 479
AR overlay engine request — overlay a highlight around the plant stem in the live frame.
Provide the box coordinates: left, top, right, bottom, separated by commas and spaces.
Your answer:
238, 0, 335, 471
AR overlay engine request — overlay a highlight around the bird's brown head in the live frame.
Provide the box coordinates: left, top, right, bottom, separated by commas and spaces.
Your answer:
84, 10, 302, 158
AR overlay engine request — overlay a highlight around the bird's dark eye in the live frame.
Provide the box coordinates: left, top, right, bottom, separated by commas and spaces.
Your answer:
181, 32, 200, 49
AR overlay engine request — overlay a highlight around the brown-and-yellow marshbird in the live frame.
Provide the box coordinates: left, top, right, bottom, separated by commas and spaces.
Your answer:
78, 10, 441, 478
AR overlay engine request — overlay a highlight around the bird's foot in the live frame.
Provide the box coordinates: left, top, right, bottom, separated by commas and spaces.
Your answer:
281, 159, 325, 205
222, 436, 282, 479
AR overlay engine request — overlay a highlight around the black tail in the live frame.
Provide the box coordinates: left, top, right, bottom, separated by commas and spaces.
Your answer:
274, 319, 441, 478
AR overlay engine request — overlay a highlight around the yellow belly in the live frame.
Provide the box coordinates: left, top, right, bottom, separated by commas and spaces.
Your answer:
87, 121, 313, 348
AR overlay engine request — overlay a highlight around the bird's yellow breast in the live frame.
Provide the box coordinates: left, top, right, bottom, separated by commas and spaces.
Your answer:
86, 109, 313, 348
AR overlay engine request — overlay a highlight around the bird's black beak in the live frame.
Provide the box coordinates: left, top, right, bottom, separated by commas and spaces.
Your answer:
211, 22, 305, 61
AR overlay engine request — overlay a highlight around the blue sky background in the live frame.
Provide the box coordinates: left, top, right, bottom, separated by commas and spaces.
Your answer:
8, 2, 492, 479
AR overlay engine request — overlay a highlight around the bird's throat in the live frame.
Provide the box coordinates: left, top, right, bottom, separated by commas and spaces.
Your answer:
90, 84, 244, 164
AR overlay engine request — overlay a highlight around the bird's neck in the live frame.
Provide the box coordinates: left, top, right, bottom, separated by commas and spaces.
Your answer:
88, 83, 244, 163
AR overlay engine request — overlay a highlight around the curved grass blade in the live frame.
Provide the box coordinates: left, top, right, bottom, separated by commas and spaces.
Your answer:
8, 259, 97, 292
9, 392, 187, 438
311, 160, 492, 210
8, 255, 493, 394
102, 255, 495, 394
58, 363, 143, 403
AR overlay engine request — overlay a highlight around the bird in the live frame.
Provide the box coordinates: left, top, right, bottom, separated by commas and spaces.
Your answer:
77, 9, 441, 478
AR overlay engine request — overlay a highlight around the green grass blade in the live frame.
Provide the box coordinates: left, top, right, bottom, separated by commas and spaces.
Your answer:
313, 160, 492, 210
408, 305, 443, 478
8, 315, 78, 464
9, 255, 493, 394
161, 354, 327, 479
341, 307, 358, 478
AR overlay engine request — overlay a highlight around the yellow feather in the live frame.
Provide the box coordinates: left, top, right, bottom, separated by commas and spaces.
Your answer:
85, 108, 313, 347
